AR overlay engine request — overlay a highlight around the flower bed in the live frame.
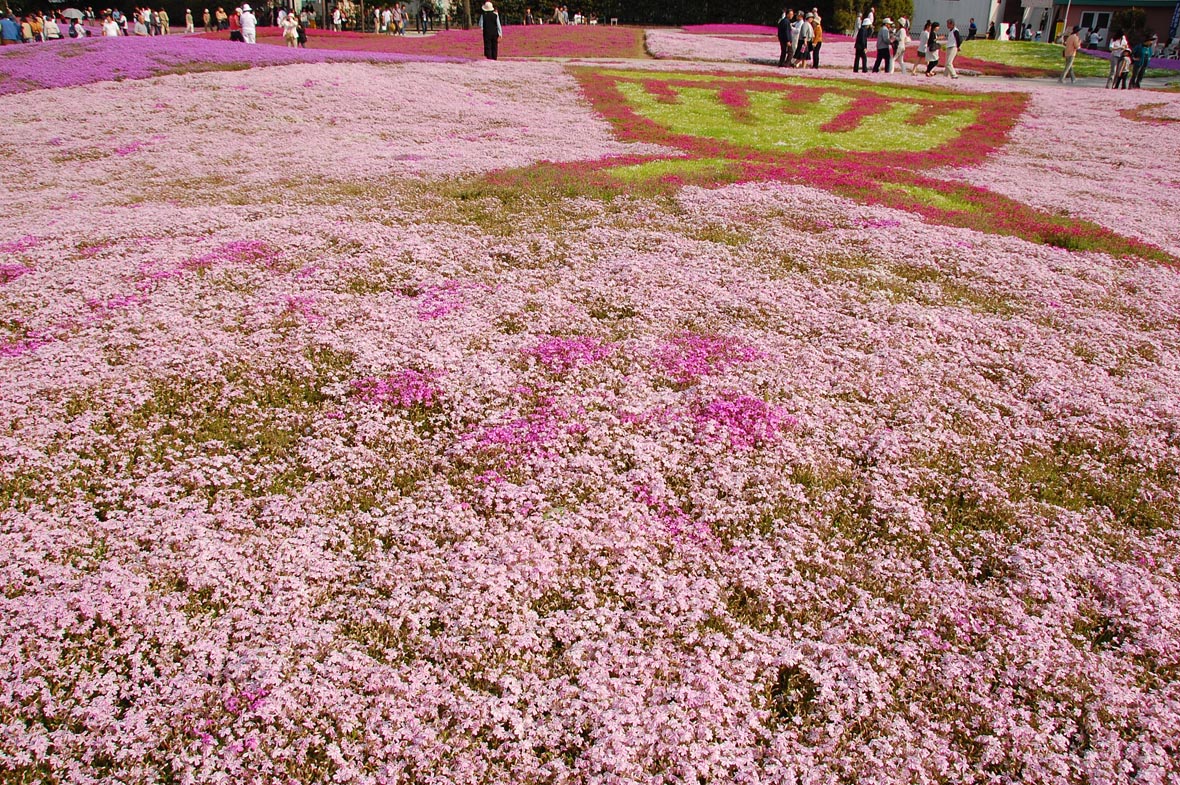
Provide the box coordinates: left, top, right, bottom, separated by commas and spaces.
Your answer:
236, 23, 649, 59
2, 42, 1180, 785
0, 34, 459, 95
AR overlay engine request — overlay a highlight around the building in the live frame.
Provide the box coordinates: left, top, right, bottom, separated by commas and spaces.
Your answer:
1046, 0, 1178, 45
910, 0, 999, 35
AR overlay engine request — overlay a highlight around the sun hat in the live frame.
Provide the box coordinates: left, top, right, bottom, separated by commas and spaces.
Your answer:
481, 1, 493, 9
240, 3, 249, 9
882, 17, 892, 25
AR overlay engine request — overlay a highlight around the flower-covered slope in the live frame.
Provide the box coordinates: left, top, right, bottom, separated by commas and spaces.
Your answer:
0, 34, 461, 95
2, 46, 1180, 785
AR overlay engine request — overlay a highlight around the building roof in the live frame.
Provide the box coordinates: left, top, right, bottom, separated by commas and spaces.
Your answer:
1052, 0, 1175, 6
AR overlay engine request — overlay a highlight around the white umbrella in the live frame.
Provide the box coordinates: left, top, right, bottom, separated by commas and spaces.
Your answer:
61, 8, 86, 19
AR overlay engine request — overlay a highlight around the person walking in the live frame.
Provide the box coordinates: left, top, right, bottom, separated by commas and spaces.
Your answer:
911, 19, 929, 73
891, 18, 908, 72
203, 8, 211, 31
479, 0, 501, 59
925, 20, 941, 75
796, 10, 814, 66
809, 12, 823, 67
1106, 31, 1128, 87
944, 18, 961, 78
777, 9, 792, 67
967, 17, 977, 40
872, 18, 892, 72
854, 18, 871, 72
788, 11, 802, 66
185, 8, 194, 31
1130, 34, 1156, 88
239, 2, 255, 42
1059, 25, 1081, 84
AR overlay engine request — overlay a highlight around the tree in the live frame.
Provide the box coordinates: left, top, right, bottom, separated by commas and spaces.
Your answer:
831, 0, 912, 33
1110, 6, 1147, 43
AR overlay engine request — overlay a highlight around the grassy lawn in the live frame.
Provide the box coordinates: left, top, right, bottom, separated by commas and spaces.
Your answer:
960, 39, 1172, 77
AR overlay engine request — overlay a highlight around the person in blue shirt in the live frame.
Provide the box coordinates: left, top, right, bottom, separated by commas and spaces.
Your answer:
0, 14, 21, 44
1130, 34, 1156, 88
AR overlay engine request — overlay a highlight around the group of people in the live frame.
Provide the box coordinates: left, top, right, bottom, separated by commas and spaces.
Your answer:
371, 4, 416, 35
776, 8, 823, 69
850, 15, 963, 78
195, 3, 256, 40
1060, 25, 1159, 87
0, 11, 90, 42
988, 21, 1041, 41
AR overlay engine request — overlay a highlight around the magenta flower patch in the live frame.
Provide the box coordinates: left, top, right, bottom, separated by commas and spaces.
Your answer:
655, 331, 761, 384
526, 335, 613, 374
352, 369, 441, 409
691, 392, 796, 448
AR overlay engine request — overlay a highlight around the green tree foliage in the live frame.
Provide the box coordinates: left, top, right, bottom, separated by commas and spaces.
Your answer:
832, 0, 914, 33
484, 0, 885, 27
1110, 7, 1147, 43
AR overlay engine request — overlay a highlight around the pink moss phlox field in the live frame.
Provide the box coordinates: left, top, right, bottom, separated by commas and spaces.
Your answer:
239, 23, 649, 59
352, 369, 442, 409
3, 37, 1180, 785
691, 391, 797, 448
681, 24, 778, 36
655, 331, 761, 384
527, 335, 614, 374
0, 263, 32, 284
0, 34, 461, 95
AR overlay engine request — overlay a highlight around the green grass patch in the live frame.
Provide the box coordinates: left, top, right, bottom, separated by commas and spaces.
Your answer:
959, 39, 1171, 78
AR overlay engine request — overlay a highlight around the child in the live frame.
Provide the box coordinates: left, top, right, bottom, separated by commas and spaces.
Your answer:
1113, 47, 1133, 88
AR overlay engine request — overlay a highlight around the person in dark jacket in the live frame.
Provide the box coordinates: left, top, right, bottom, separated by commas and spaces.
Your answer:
479, 1, 501, 59
1130, 34, 1156, 87
777, 9, 792, 67
853, 19, 870, 72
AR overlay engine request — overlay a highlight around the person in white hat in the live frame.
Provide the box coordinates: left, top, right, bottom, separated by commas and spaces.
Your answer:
853, 18, 871, 71
872, 17, 892, 72
239, 1, 255, 42
479, 1, 501, 59
890, 18, 909, 72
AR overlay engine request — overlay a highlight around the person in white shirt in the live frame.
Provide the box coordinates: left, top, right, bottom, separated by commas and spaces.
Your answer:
1106, 32, 1128, 87
281, 10, 298, 44
891, 18, 909, 72
102, 15, 119, 34
944, 18, 961, 78
239, 2, 255, 42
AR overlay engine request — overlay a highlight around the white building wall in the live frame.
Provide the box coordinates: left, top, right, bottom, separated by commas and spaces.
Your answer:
910, 0, 999, 33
